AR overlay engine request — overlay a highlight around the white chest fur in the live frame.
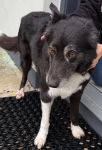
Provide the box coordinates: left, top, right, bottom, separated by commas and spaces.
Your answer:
48, 72, 90, 99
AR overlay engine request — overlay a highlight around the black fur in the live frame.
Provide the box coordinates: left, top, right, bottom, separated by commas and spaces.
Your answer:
70, 79, 90, 126
0, 3, 99, 145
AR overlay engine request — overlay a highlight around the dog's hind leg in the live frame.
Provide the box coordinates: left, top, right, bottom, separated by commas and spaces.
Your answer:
34, 88, 53, 149
16, 38, 32, 99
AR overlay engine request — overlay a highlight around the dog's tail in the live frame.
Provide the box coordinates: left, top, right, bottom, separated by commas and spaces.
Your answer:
0, 32, 18, 53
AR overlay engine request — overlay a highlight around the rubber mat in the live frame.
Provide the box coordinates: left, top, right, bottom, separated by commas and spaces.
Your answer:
0, 91, 102, 150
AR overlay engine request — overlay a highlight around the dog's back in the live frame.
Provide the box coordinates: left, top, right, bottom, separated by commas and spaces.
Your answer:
20, 12, 50, 41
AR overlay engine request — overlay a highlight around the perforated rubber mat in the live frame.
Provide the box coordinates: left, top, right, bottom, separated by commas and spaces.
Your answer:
0, 91, 102, 150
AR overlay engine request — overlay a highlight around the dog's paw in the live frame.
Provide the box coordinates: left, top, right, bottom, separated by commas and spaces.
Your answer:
71, 123, 85, 139
34, 133, 46, 149
16, 88, 24, 99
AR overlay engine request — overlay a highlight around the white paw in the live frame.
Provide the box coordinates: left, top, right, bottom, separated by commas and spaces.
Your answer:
71, 123, 85, 139
34, 127, 48, 149
34, 133, 46, 149
16, 88, 24, 99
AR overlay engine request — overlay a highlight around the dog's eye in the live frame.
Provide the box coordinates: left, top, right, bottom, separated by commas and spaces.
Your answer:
50, 49, 55, 54
67, 50, 77, 58
49, 46, 56, 55
70, 52, 76, 58
66, 50, 77, 62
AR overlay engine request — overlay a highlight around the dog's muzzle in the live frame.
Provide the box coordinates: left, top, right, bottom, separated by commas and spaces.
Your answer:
46, 75, 59, 88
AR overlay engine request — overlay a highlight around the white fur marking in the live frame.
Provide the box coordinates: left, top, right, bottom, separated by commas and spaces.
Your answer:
71, 123, 85, 139
34, 100, 53, 149
46, 74, 49, 83
32, 62, 37, 72
16, 88, 24, 99
64, 46, 70, 62
48, 72, 90, 99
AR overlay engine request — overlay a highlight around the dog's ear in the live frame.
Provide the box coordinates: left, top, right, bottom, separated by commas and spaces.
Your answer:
50, 3, 66, 23
76, 52, 96, 74
76, 62, 92, 74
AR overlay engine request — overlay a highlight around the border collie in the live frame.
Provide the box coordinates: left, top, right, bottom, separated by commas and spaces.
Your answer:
0, 3, 99, 149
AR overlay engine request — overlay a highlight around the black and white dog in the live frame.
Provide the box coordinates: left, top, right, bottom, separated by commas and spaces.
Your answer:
0, 3, 99, 149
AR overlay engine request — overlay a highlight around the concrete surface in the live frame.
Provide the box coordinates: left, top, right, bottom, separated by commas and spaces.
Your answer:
0, 48, 34, 98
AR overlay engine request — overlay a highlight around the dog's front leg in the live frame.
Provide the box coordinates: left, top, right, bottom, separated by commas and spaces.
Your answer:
70, 80, 89, 139
70, 90, 85, 139
70, 91, 85, 139
34, 99, 53, 149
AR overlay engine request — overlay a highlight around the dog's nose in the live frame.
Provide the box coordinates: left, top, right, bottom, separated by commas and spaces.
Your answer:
47, 77, 59, 88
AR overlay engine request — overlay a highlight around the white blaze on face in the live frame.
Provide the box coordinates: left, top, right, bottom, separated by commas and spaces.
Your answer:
32, 62, 37, 72
46, 73, 49, 83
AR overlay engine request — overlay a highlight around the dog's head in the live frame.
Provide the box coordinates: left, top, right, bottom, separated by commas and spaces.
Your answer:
45, 3, 99, 88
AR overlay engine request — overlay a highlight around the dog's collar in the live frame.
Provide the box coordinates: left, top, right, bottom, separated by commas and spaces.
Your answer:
41, 35, 45, 41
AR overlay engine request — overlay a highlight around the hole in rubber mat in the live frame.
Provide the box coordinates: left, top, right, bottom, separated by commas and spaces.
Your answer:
0, 91, 102, 150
